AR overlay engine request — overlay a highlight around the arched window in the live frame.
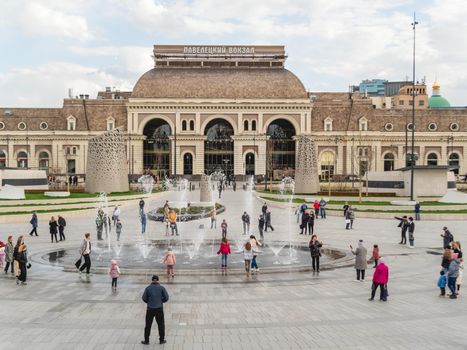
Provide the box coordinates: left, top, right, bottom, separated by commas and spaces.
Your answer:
449, 153, 460, 175
384, 153, 395, 171
251, 120, 257, 131
0, 150, 6, 168
17, 151, 28, 168
427, 153, 438, 166
267, 119, 296, 174
204, 119, 235, 175
143, 119, 171, 177
38, 151, 49, 170
183, 153, 193, 175
182, 120, 187, 131
319, 151, 335, 180
189, 120, 195, 131
359, 117, 368, 131
67, 116, 76, 131
106, 117, 115, 131
324, 117, 333, 132
243, 120, 249, 131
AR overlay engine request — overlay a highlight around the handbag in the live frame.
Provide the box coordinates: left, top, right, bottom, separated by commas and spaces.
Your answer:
382, 285, 389, 301
75, 255, 83, 269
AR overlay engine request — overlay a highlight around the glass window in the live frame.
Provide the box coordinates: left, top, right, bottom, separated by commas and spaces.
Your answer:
189, 120, 195, 131
204, 119, 235, 175
17, 151, 28, 168
427, 153, 438, 166
0, 150, 6, 168
183, 153, 193, 175
251, 120, 257, 131
38, 151, 49, 170
384, 153, 395, 171
399, 100, 404, 106
449, 153, 460, 175
243, 120, 249, 131
143, 119, 171, 178
267, 119, 296, 178
182, 120, 187, 131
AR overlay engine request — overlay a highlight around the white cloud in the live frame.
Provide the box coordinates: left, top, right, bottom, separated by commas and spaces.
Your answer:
0, 62, 131, 107
0, 0, 92, 40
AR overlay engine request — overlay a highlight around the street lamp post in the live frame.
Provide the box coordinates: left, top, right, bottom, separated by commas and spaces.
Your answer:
410, 13, 419, 201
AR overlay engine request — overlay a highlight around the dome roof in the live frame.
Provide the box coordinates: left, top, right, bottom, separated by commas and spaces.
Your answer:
131, 68, 308, 99
428, 95, 451, 108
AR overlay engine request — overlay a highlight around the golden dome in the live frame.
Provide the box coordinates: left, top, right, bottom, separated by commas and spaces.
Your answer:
432, 81, 441, 89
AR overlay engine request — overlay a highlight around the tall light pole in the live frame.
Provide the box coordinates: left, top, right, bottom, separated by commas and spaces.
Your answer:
410, 13, 419, 201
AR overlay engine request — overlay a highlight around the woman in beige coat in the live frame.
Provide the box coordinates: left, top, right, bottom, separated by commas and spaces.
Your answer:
351, 240, 368, 282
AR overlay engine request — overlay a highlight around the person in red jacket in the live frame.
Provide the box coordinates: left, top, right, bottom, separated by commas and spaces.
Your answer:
216, 237, 231, 269
369, 258, 389, 301
372, 244, 380, 268
313, 200, 320, 219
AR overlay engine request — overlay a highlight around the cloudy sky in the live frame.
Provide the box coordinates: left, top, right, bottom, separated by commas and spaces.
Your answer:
0, 0, 465, 107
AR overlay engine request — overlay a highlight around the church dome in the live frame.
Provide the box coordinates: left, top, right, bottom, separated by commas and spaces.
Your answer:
429, 80, 450, 108
131, 68, 308, 99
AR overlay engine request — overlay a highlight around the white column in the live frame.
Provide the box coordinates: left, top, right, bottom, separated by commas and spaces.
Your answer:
300, 113, 305, 135
440, 144, 447, 165
195, 113, 201, 134
337, 143, 344, 174
238, 113, 243, 133
258, 113, 264, 134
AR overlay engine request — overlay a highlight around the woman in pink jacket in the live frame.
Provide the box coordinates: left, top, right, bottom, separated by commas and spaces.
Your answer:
163, 247, 176, 278
369, 257, 389, 301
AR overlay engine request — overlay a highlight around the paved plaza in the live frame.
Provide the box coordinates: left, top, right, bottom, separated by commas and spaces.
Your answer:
1, 188, 466, 350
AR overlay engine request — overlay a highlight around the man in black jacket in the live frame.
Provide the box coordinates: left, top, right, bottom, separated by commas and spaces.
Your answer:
395, 216, 408, 244
58, 215, 66, 241
141, 275, 169, 345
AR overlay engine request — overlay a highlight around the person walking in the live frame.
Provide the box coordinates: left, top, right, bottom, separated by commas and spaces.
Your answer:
372, 244, 380, 268
162, 247, 176, 278
232, 180, 237, 191
447, 256, 461, 299
139, 198, 145, 214
49, 216, 59, 243
407, 217, 415, 248
345, 207, 354, 230
351, 240, 368, 282
307, 211, 315, 235
242, 241, 254, 278
141, 275, 169, 345
369, 258, 389, 301
242, 212, 250, 235
168, 210, 178, 236
109, 259, 121, 291
216, 237, 231, 269
313, 200, 320, 219
441, 227, 454, 248
261, 202, 268, 216
395, 216, 408, 244
414, 202, 421, 221
210, 207, 217, 229
4, 236, 14, 274
221, 219, 228, 238
112, 206, 121, 226
300, 210, 310, 235
309, 234, 323, 273
343, 202, 350, 217
218, 182, 222, 199
116, 219, 122, 241
250, 235, 262, 273
78, 233, 92, 275
13, 236, 28, 285
319, 198, 327, 219
258, 215, 265, 240
298, 202, 308, 223
96, 209, 104, 241
58, 215, 66, 241
140, 210, 147, 235
29, 212, 38, 237
265, 210, 274, 232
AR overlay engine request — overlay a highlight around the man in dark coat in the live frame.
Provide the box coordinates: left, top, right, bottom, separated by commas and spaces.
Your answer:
141, 275, 169, 345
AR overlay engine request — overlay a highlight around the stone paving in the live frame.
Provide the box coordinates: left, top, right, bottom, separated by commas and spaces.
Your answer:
1, 187, 466, 349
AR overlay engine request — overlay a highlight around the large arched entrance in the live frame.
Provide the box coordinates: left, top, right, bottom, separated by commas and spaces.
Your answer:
143, 119, 171, 178
267, 119, 296, 179
245, 152, 255, 175
204, 118, 234, 175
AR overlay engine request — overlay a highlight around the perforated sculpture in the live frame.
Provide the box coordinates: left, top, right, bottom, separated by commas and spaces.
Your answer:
85, 130, 129, 193
294, 135, 320, 194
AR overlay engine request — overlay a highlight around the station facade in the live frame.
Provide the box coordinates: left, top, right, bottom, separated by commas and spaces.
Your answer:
1, 44, 466, 181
